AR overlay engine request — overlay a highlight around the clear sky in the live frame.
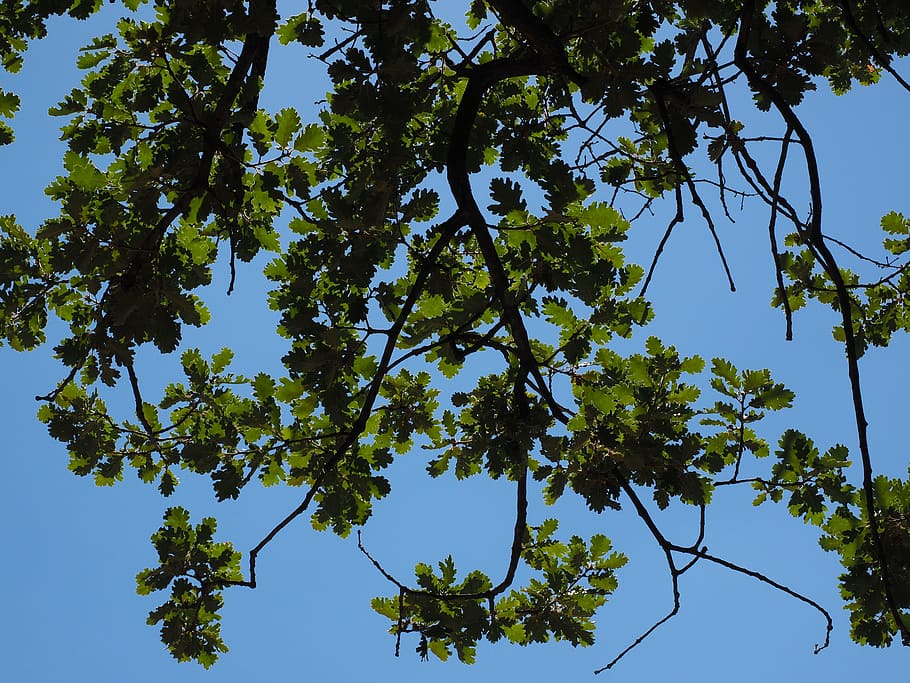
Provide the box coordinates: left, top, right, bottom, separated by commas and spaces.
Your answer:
1, 5, 908, 681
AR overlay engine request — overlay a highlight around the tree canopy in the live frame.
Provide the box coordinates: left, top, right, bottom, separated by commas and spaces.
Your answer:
1, 0, 910, 672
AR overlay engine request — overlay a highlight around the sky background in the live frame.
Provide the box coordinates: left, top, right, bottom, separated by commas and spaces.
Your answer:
1, 4, 908, 681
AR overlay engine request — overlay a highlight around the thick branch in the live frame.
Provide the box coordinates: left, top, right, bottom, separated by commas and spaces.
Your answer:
446, 57, 569, 422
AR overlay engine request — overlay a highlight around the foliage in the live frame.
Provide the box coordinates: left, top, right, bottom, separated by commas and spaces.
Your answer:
2, 0, 910, 671
135, 506, 243, 668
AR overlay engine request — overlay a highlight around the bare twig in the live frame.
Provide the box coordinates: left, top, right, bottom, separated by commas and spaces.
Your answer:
640, 186, 685, 297
768, 127, 795, 341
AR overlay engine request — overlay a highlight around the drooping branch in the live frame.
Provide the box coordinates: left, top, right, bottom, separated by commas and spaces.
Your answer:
699, 30, 808, 240
640, 185, 685, 297
596, 472, 682, 674
595, 469, 833, 673
681, 549, 832, 654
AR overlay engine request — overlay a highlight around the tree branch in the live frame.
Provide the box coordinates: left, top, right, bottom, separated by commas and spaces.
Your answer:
640, 185, 684, 297
768, 127, 795, 341
445, 56, 568, 421
651, 84, 735, 292
736, 0, 910, 645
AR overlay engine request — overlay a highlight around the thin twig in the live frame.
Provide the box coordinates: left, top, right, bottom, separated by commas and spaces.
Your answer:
640, 186, 684, 297
768, 127, 795, 340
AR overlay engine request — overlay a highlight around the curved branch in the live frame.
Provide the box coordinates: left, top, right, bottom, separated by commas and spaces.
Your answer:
358, 365, 531, 601
679, 549, 832, 654
768, 127, 795, 341
446, 56, 568, 422
602, 468, 832, 671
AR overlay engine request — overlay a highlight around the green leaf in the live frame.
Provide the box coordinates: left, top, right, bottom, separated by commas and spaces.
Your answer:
881, 211, 908, 235
294, 123, 325, 152
488, 177, 526, 216
275, 108, 301, 148
711, 357, 740, 387
277, 14, 325, 46
252, 373, 274, 400
62, 151, 106, 191
428, 639, 450, 661
0, 90, 20, 118
211, 348, 234, 374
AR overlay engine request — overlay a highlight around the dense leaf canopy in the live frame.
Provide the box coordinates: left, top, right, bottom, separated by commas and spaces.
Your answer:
2, 0, 910, 671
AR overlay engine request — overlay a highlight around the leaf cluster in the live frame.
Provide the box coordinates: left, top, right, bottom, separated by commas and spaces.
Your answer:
2, 0, 910, 669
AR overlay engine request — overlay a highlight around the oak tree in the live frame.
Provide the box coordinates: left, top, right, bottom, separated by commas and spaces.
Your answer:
2, 0, 910, 671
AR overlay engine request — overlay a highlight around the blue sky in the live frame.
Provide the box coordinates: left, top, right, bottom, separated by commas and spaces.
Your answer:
1, 5, 908, 681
